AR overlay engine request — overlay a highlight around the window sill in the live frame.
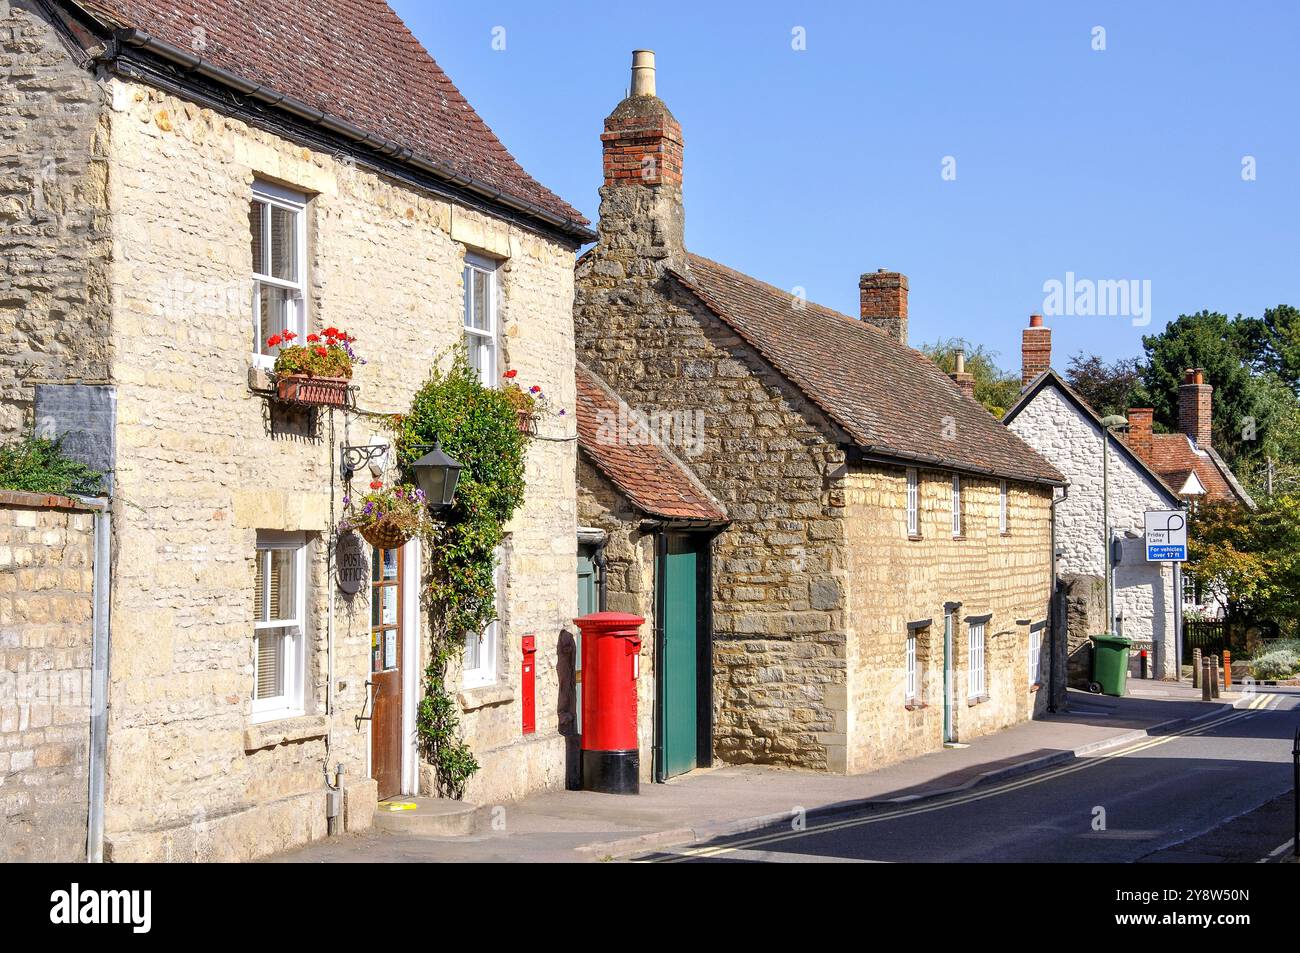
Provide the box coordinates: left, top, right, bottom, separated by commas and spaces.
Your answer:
1000, 532, 1012, 538
907, 534, 924, 542
952, 535, 966, 542
458, 683, 514, 712
966, 694, 989, 707
1029, 683, 1042, 693
244, 713, 325, 752
904, 701, 927, 711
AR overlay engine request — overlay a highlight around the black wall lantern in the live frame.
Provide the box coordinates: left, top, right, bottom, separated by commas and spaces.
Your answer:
411, 442, 463, 511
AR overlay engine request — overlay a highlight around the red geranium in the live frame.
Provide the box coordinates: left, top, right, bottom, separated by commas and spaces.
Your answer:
267, 334, 282, 348
503, 369, 518, 379
369, 480, 383, 490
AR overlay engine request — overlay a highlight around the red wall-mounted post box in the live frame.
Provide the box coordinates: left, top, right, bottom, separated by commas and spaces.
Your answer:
521, 634, 537, 735
573, 611, 644, 795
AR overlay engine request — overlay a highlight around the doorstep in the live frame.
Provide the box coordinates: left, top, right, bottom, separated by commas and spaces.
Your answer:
373, 797, 480, 837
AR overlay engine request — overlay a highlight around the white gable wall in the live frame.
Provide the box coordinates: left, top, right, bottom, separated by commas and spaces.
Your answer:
1007, 385, 1179, 678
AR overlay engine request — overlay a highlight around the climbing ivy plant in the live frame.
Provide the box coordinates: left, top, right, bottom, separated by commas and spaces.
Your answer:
394, 350, 529, 799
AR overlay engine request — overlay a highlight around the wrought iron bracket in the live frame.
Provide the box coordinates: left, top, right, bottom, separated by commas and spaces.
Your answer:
341, 443, 390, 483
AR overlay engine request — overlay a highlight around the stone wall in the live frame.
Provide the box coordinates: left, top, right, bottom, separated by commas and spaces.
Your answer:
0, 2, 111, 437
93, 75, 577, 859
843, 468, 1054, 772
1061, 573, 1106, 687
576, 261, 851, 771
1007, 385, 1179, 678
0, 490, 95, 862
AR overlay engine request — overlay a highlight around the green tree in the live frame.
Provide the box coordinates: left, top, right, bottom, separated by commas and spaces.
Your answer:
1063, 352, 1140, 417
1188, 495, 1300, 636
919, 338, 1020, 418
1135, 311, 1271, 468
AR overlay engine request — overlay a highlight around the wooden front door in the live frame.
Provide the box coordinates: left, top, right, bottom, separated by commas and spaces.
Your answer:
661, 534, 702, 779
370, 545, 404, 799
576, 547, 599, 735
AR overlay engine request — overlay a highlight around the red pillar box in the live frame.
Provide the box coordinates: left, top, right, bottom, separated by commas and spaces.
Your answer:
574, 611, 644, 795
521, 635, 536, 735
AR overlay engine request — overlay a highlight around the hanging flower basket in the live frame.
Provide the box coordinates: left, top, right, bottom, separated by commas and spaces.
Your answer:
340, 482, 428, 552
357, 512, 414, 550
516, 408, 538, 435
276, 373, 351, 408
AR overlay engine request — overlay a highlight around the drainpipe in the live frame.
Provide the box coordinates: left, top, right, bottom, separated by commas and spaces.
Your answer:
79, 496, 112, 863
594, 544, 608, 613
1047, 485, 1069, 714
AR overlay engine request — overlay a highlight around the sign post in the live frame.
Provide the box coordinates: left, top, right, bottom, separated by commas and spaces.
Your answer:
1144, 509, 1187, 562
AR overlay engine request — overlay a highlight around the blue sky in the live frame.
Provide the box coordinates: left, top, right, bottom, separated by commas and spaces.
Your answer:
392, 1, 1299, 370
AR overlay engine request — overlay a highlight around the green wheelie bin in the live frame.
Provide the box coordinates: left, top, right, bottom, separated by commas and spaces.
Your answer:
1088, 634, 1132, 696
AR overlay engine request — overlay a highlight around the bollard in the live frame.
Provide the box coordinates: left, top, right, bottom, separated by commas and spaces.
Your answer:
1211, 657, 1221, 699
1223, 650, 1232, 688
1140, 649, 1148, 680
1292, 728, 1299, 859
1192, 647, 1201, 688
1201, 659, 1212, 701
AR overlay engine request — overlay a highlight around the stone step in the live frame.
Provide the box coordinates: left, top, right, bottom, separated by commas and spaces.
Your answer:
373, 796, 479, 837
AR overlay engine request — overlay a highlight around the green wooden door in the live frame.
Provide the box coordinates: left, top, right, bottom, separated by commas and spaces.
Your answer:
662, 535, 699, 778
576, 549, 598, 735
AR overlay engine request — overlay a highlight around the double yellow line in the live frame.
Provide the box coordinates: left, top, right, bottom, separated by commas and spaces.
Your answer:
656, 699, 1279, 862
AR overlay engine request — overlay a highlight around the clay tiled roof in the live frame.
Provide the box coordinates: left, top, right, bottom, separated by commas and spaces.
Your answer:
576, 364, 727, 523
672, 255, 1065, 485
1148, 433, 1252, 506
74, 0, 588, 234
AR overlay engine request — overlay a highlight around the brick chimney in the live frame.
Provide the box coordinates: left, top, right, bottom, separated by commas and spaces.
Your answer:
596, 50, 686, 270
1179, 368, 1213, 448
950, 348, 975, 399
1021, 314, 1051, 386
859, 270, 908, 345
1126, 408, 1154, 464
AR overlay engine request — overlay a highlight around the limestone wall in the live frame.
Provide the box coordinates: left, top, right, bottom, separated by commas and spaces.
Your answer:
576, 265, 850, 772
97, 77, 577, 858
1007, 385, 1179, 678
843, 467, 1054, 773
0, 491, 95, 862
0, 2, 111, 436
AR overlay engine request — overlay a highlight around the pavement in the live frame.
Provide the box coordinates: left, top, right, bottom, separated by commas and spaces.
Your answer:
269, 679, 1299, 863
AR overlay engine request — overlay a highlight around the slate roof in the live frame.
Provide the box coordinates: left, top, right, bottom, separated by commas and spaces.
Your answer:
671, 255, 1065, 486
575, 364, 727, 523
72, 0, 589, 235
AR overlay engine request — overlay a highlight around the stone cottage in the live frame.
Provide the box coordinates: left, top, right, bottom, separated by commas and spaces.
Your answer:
0, 0, 591, 860
573, 52, 1066, 779
1004, 320, 1183, 681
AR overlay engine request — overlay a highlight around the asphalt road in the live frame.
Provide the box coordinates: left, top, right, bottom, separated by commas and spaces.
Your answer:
643, 689, 1300, 864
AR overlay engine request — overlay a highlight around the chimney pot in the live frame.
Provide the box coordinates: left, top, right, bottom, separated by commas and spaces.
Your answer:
630, 50, 656, 97
1029, 313, 1043, 328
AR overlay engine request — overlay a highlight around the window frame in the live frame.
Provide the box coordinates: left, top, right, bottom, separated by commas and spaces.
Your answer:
968, 621, 986, 700
905, 630, 918, 702
999, 479, 1009, 535
251, 531, 308, 723
250, 181, 308, 369
1028, 628, 1042, 686
462, 553, 505, 688
905, 468, 920, 537
951, 474, 962, 538
462, 253, 499, 388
